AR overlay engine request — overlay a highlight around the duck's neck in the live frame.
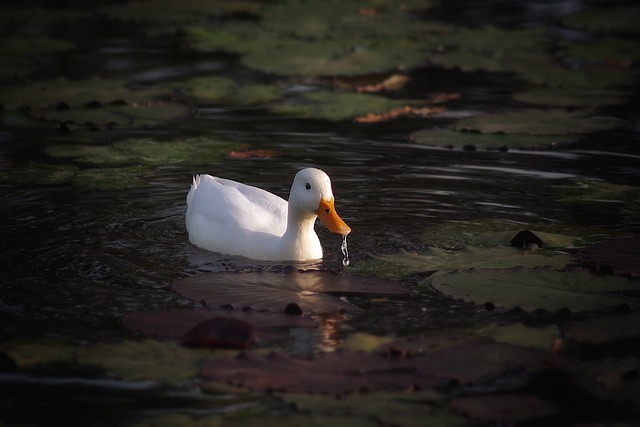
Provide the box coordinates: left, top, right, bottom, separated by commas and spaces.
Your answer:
281, 206, 322, 259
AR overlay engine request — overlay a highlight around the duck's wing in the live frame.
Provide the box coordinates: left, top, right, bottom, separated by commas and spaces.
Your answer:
186, 174, 288, 235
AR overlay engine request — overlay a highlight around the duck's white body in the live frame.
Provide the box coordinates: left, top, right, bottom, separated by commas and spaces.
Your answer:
185, 168, 351, 261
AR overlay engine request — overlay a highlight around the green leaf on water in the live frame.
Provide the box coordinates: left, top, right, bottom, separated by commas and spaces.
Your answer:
173, 76, 282, 105
480, 323, 560, 351
32, 101, 191, 129
355, 246, 574, 278
0, 36, 74, 56
430, 267, 640, 312
421, 220, 611, 250
46, 137, 238, 166
0, 78, 168, 110
1, 338, 76, 368
410, 128, 579, 150
76, 339, 213, 383
454, 109, 623, 136
269, 91, 409, 121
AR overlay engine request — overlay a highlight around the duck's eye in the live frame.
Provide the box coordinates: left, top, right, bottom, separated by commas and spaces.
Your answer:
305, 183, 311, 190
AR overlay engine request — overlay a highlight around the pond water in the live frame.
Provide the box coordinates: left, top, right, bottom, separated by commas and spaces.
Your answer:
1, 0, 639, 426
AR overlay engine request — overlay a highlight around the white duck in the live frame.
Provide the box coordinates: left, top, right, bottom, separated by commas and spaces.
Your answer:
185, 168, 351, 261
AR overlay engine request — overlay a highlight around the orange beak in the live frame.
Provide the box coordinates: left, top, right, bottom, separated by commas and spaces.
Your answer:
316, 198, 351, 236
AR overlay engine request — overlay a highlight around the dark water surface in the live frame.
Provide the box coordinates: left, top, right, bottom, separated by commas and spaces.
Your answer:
1, 0, 639, 425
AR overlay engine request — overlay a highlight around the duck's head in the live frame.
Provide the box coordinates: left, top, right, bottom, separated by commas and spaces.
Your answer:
290, 168, 351, 236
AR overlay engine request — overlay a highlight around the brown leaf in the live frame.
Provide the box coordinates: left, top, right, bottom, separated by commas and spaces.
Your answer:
228, 149, 280, 159
354, 106, 444, 123
355, 74, 409, 93
427, 92, 461, 104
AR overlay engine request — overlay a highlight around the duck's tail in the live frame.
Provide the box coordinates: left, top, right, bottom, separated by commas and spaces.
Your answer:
186, 174, 202, 206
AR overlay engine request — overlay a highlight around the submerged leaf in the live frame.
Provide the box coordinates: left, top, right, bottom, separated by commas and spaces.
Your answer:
123, 309, 317, 346
431, 267, 639, 312
172, 270, 409, 315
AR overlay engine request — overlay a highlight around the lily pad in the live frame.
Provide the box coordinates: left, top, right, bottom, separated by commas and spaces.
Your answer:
269, 91, 410, 121
430, 267, 640, 312
46, 137, 237, 166
357, 246, 574, 278
410, 128, 579, 151
201, 338, 543, 393
32, 101, 191, 129
76, 339, 211, 383
421, 220, 610, 250
0, 78, 168, 110
580, 236, 640, 277
0, 162, 151, 189
563, 6, 640, 34
0, 36, 74, 57
243, 37, 426, 77
481, 323, 560, 351
280, 391, 468, 427
173, 76, 282, 105
455, 109, 623, 136
172, 270, 409, 315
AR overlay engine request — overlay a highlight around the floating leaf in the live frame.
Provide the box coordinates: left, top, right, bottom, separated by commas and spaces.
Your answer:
454, 109, 623, 136
76, 339, 210, 383
46, 137, 237, 166
173, 76, 282, 105
202, 338, 543, 393
410, 128, 578, 150
481, 323, 560, 351
1, 338, 76, 368
358, 246, 574, 278
269, 91, 410, 121
0, 78, 168, 110
421, 220, 610, 250
172, 270, 409, 315
32, 101, 191, 129
280, 390, 468, 427
563, 6, 640, 34
430, 267, 640, 312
